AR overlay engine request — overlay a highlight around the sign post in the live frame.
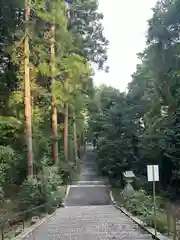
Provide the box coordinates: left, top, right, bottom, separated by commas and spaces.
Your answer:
147, 165, 159, 238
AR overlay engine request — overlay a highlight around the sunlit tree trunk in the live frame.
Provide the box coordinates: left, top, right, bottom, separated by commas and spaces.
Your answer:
50, 23, 59, 165
25, 0, 33, 176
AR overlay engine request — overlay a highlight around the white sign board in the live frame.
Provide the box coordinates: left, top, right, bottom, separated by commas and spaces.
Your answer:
147, 165, 159, 182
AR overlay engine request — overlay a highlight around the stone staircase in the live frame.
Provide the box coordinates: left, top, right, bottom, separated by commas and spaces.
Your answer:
27, 205, 152, 240
22, 147, 153, 240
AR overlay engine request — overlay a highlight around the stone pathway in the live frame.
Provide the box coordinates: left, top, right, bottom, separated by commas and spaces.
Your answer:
22, 146, 153, 240
65, 149, 111, 206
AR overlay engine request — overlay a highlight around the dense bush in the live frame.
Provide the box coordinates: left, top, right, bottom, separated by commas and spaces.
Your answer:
115, 189, 171, 234
97, 137, 132, 186
59, 161, 75, 184
18, 177, 43, 209
88, 0, 180, 199
18, 166, 65, 212
39, 165, 64, 206
0, 145, 26, 188
147, 212, 169, 233
0, 186, 4, 203
124, 190, 153, 217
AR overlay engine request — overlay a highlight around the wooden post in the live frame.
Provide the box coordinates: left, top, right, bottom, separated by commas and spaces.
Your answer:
152, 165, 157, 238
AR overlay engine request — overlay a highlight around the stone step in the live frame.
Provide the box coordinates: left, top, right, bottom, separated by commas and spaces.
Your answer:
26, 205, 153, 240
69, 184, 106, 187
78, 175, 102, 181
75, 181, 104, 185
65, 186, 112, 206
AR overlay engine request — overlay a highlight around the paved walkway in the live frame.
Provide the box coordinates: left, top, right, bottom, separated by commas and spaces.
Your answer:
22, 146, 153, 240
65, 150, 111, 206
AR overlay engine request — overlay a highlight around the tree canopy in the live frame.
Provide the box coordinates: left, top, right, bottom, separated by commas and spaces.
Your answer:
0, 0, 108, 225
88, 0, 180, 199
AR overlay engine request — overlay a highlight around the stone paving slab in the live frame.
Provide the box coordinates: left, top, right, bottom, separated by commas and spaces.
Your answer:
65, 186, 111, 206
24, 206, 153, 240
75, 181, 104, 185
79, 174, 102, 181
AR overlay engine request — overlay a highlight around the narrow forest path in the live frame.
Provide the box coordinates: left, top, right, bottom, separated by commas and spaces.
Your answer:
21, 145, 153, 240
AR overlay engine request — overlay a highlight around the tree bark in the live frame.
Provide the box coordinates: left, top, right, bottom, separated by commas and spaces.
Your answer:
50, 24, 59, 165
73, 111, 78, 167
25, 0, 33, 176
64, 103, 69, 161
80, 131, 85, 159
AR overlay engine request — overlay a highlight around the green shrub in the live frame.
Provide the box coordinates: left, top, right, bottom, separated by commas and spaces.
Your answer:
40, 166, 62, 190
0, 164, 6, 187
45, 186, 65, 212
0, 145, 25, 186
97, 137, 107, 150
19, 166, 65, 213
0, 146, 15, 186
97, 140, 128, 179
39, 166, 63, 205
133, 175, 150, 190
119, 189, 170, 235
147, 212, 169, 233
124, 189, 153, 217
0, 185, 4, 202
18, 177, 43, 210
59, 161, 75, 184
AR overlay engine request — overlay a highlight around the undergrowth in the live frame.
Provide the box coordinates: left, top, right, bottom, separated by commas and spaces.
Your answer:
112, 188, 175, 236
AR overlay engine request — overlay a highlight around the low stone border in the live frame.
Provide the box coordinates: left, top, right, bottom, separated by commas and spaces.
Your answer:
13, 186, 69, 240
13, 211, 58, 240
109, 190, 172, 240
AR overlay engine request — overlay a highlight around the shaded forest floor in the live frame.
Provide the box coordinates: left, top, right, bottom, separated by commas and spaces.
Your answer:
111, 187, 180, 238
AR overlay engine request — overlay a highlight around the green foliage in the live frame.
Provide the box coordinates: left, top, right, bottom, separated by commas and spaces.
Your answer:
0, 0, 106, 202
19, 166, 64, 211
19, 177, 43, 209
88, 86, 138, 186
0, 186, 4, 203
69, 0, 108, 70
113, 189, 170, 234
88, 0, 180, 199
98, 139, 128, 181
59, 161, 77, 184
148, 212, 169, 233
123, 190, 154, 217
38, 165, 64, 207
0, 0, 107, 237
129, 190, 170, 233
0, 145, 24, 187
